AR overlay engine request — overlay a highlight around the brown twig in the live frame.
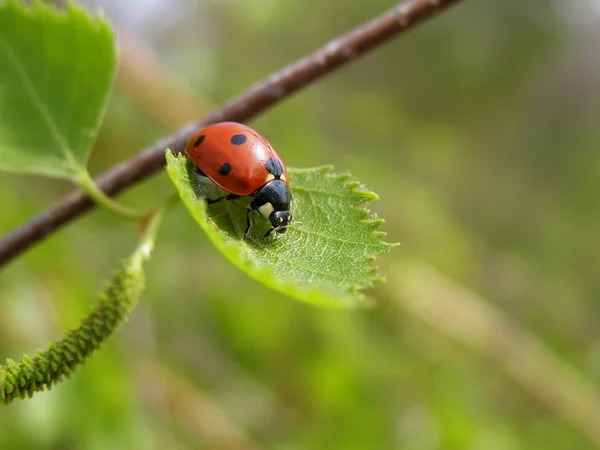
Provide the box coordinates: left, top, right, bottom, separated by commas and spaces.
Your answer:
0, 0, 464, 267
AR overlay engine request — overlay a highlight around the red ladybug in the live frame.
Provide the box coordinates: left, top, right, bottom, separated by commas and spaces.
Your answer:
186, 122, 292, 238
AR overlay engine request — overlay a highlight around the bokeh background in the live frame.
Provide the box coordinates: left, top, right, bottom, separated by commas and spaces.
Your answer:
2, 0, 600, 448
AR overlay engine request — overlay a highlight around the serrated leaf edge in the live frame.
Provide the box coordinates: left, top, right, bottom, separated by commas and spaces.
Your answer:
290, 165, 397, 293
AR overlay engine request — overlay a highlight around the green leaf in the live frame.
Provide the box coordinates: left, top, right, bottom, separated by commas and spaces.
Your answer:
0, 0, 116, 179
0, 201, 168, 405
166, 151, 396, 308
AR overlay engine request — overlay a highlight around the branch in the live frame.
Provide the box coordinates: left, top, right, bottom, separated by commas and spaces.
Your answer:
0, 0, 464, 267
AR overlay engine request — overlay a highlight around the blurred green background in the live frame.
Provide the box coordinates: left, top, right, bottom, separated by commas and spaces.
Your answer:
2, 0, 600, 448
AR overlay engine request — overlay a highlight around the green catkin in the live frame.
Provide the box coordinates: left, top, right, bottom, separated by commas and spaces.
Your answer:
0, 200, 167, 405
0, 259, 145, 404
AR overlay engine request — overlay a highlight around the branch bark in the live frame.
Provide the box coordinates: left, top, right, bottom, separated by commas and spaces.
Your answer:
0, 0, 464, 267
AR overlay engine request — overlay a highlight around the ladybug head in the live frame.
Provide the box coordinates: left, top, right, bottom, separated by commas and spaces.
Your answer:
268, 210, 292, 235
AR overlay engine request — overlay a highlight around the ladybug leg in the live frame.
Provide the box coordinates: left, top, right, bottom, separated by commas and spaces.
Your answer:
206, 193, 239, 205
263, 227, 276, 238
195, 167, 207, 177
243, 204, 255, 239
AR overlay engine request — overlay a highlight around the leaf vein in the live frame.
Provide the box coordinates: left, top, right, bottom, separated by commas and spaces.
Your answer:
0, 29, 73, 165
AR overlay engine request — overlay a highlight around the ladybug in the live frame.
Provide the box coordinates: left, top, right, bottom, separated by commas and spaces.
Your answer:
185, 122, 292, 238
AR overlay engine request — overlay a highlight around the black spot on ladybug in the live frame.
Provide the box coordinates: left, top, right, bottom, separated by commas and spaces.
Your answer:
194, 134, 206, 147
231, 134, 247, 145
265, 158, 283, 177
219, 162, 232, 176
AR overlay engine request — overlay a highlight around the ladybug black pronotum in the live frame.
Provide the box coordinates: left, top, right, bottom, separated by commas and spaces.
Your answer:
186, 122, 292, 238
